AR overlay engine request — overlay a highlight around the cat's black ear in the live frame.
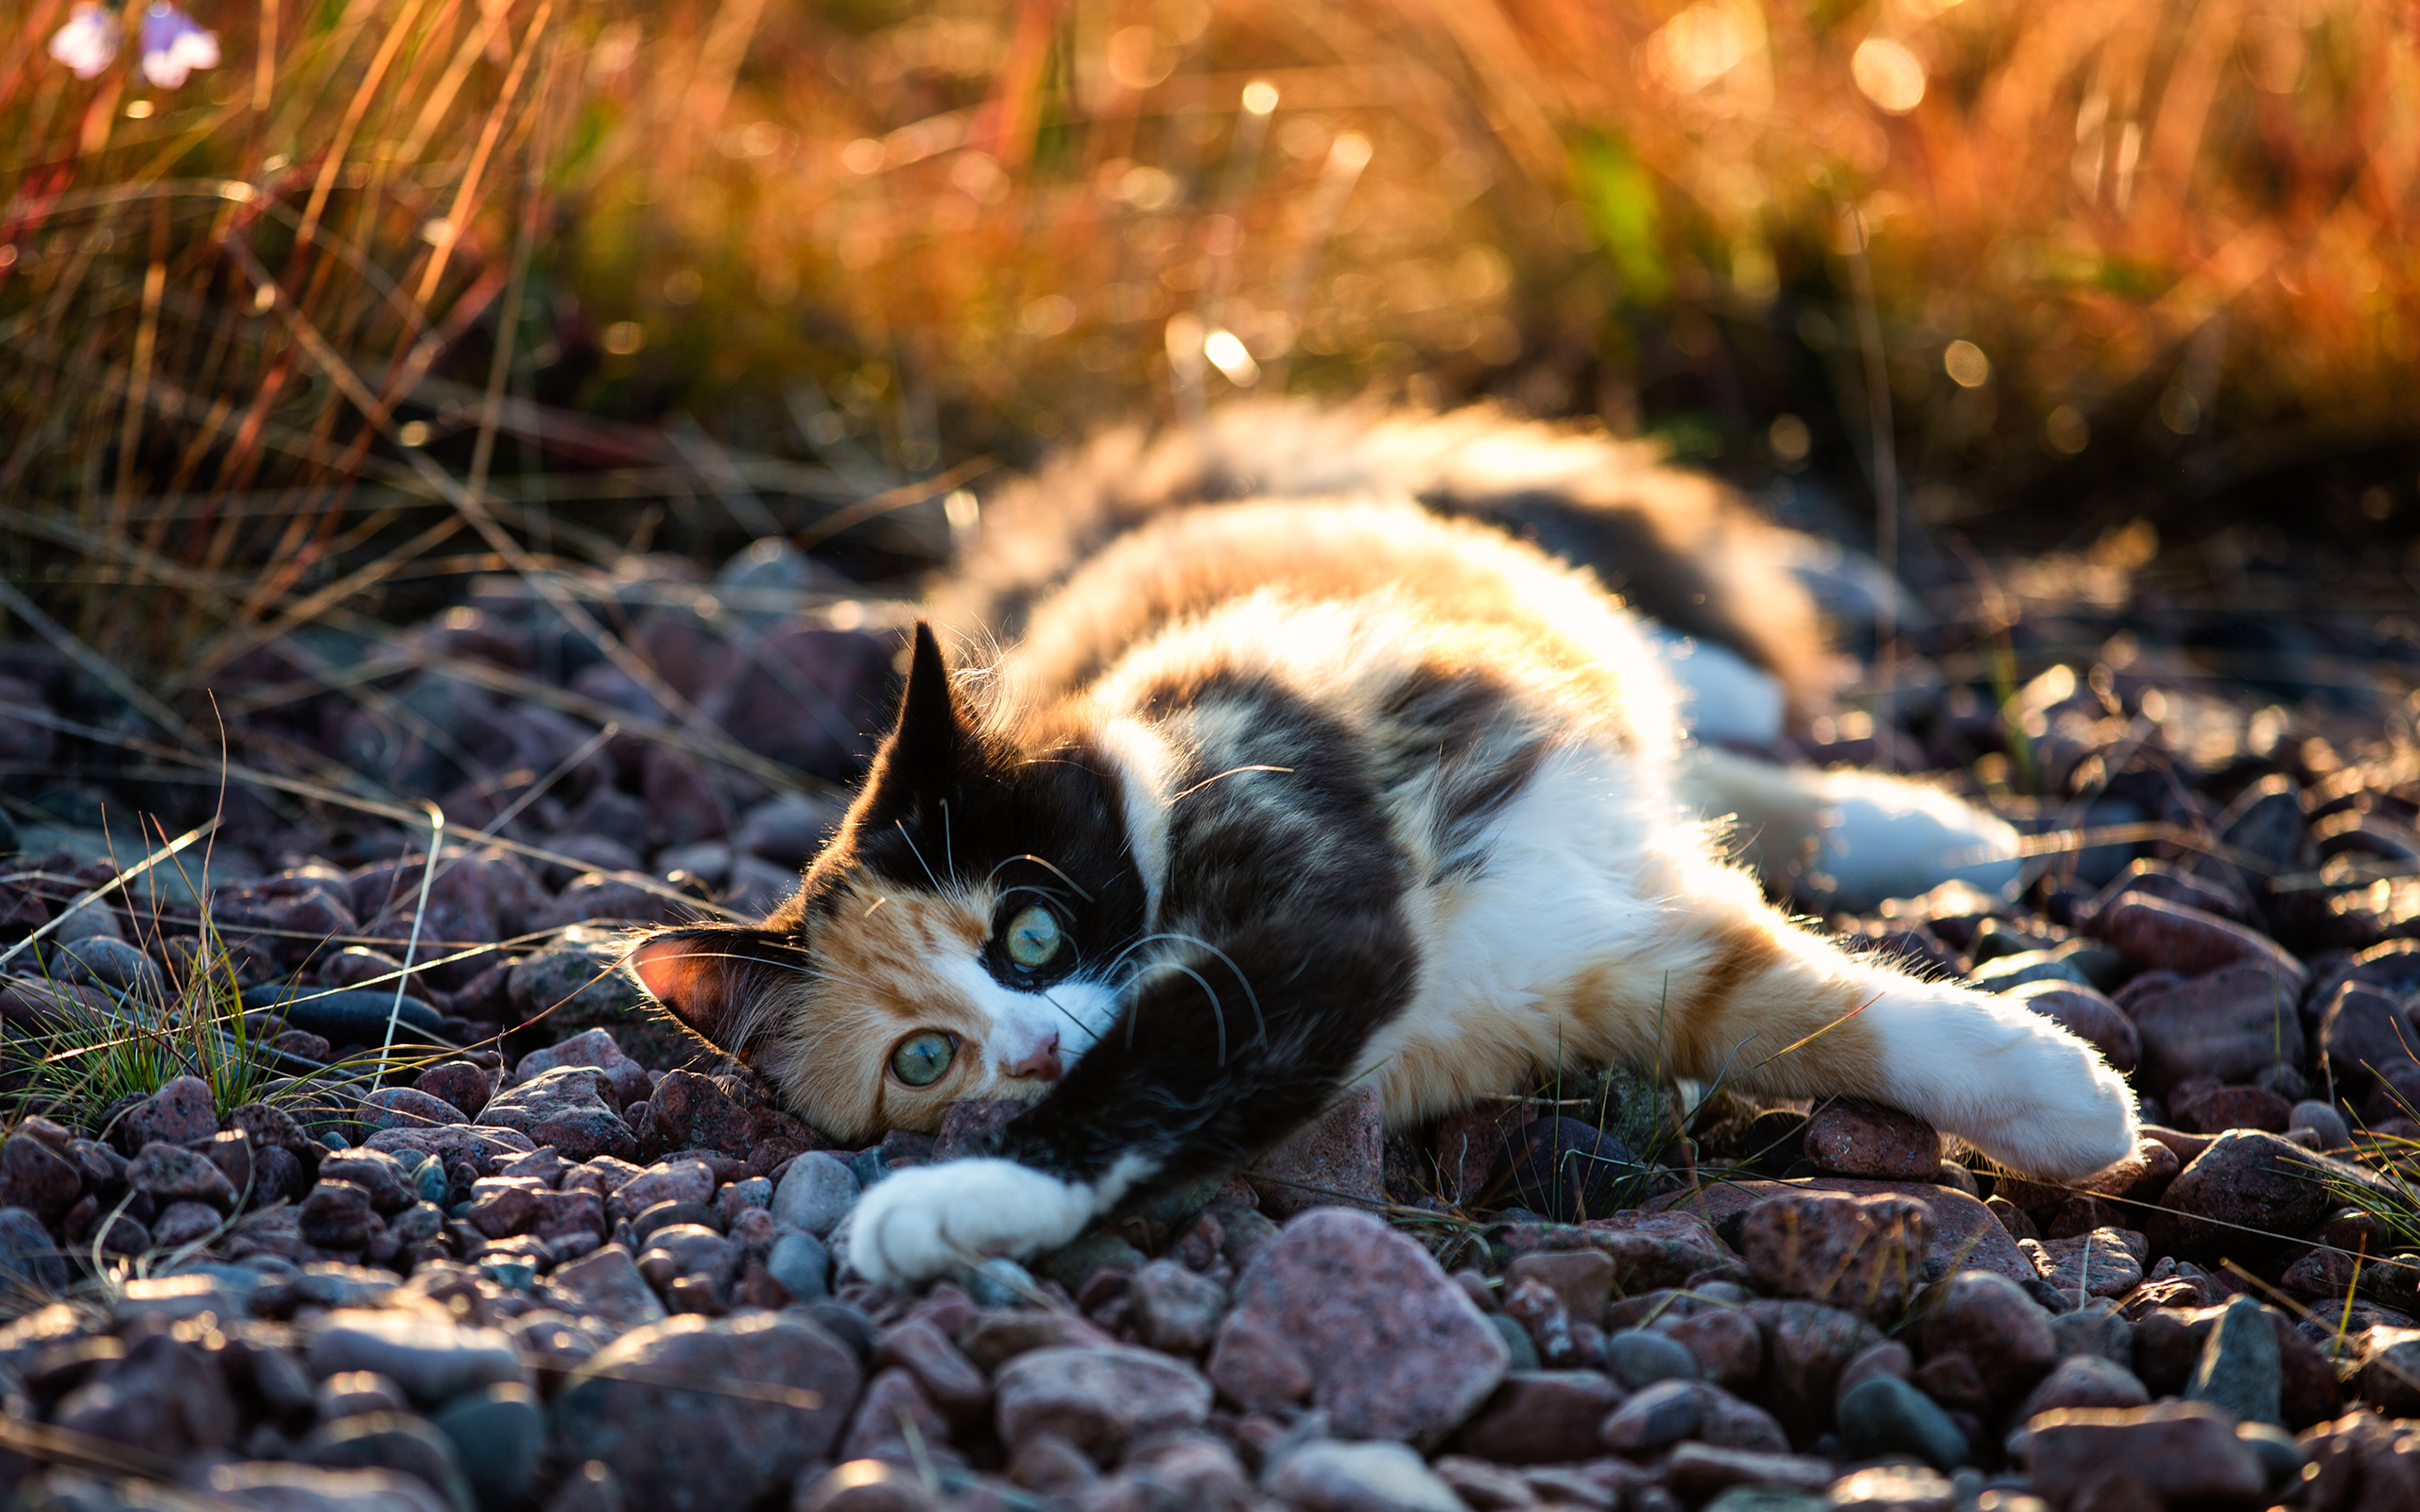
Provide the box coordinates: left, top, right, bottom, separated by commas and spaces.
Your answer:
862, 621, 969, 814
625, 925, 788, 1057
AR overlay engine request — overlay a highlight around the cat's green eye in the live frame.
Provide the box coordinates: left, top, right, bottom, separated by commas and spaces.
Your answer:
1004, 905, 1063, 970
890, 1031, 956, 1087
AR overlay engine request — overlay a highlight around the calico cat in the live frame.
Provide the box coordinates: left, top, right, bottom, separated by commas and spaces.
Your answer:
628, 403, 2137, 1287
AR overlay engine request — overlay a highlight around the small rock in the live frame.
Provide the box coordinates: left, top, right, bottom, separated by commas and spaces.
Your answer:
1665, 1442, 1838, 1499
648, 1071, 753, 1155
320, 1147, 416, 1213
873, 1316, 989, 1422
2048, 1298, 2134, 1366
1502, 1249, 1614, 1327
2127, 966, 2308, 1096
2090, 895, 2306, 983
840, 1366, 949, 1463
2019, 1401, 2265, 1504
150, 1200, 222, 1247
299, 1411, 477, 1512
479, 1068, 638, 1163
299, 1179, 375, 1249
135, 1075, 219, 1145
2015, 1354, 2151, 1418
2002, 981, 2141, 1073
1655, 1308, 1764, 1393
2185, 1295, 2283, 1426
1500, 1116, 1641, 1223
360, 1087, 470, 1132
54, 1331, 234, 1453
1804, 1102, 1941, 1180
1131, 1258, 1228, 1354
306, 1309, 525, 1404
1247, 1084, 1383, 1219
432, 1382, 544, 1512
2019, 1228, 2143, 1300
1748, 1299, 1886, 1437
1208, 1208, 1506, 1446
2147, 1130, 2378, 1265
0, 1136, 83, 1219
516, 1028, 650, 1108
416, 1062, 493, 1121
1836, 1374, 1964, 1470
2290, 1100, 2353, 1149
1600, 1377, 1702, 1454
202, 1462, 459, 1512
552, 1314, 862, 1512
0, 1206, 69, 1291
1827, 1465, 1955, 1512
1737, 1190, 1930, 1319
993, 1344, 1212, 1458
933, 1098, 1020, 1161
1915, 1272, 2056, 1413
1263, 1440, 1465, 1512
770, 1151, 857, 1238
767, 1230, 832, 1304
508, 928, 649, 1027
1604, 1327, 1700, 1389
1454, 1370, 1626, 1463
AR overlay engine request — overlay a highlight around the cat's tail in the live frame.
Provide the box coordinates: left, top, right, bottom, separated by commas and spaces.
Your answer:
1677, 746, 2023, 911
928, 400, 1837, 717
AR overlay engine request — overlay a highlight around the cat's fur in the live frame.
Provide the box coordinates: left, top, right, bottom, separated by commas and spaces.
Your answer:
629, 403, 2137, 1286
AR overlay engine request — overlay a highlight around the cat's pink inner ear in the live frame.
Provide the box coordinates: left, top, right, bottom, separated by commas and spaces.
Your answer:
628, 932, 747, 1050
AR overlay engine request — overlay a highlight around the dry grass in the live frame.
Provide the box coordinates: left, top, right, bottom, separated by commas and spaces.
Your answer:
1, 0, 2412, 690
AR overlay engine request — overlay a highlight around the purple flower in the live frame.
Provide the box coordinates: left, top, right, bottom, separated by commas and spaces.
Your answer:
48, 3, 123, 79
138, 2, 218, 89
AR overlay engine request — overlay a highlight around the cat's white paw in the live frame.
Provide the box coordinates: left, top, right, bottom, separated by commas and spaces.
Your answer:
1870, 985, 2138, 1182
844, 1159, 1098, 1287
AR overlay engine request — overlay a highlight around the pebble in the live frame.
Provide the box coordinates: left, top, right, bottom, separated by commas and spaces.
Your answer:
2185, 1295, 2283, 1425
1746, 1299, 1885, 1438
515, 1028, 650, 1109
305, 1309, 526, 1405
1454, 1370, 1626, 1463
416, 1062, 494, 1121
1500, 1116, 1640, 1223
2000, 981, 2140, 1073
1836, 1374, 1965, 1469
2019, 1228, 2143, 1300
1245, 1083, 1384, 1218
2126, 966, 2308, 1095
2090, 894, 2307, 985
2290, 1099, 2353, 1149
770, 1151, 858, 1238
1914, 1273, 2056, 1414
552, 1314, 862, 1512
1604, 1327, 1700, 1388
132, 1075, 220, 1146
766, 1230, 832, 1303
321, 1148, 416, 1212
431, 1382, 545, 1512
1654, 1308, 1764, 1393
299, 1180, 376, 1249
0, 1135, 84, 1219
2014, 1354, 2151, 1418
1599, 1377, 1702, 1453
299, 1411, 478, 1512
203, 1462, 459, 1512
1827, 1465, 1955, 1512
1208, 1209, 1507, 1446
1263, 1440, 1467, 1512
839, 1366, 949, 1462
1802, 1102, 1941, 1180
646, 1071, 754, 1155
1503, 1249, 1614, 1326
361, 1087, 471, 1133
0, 1205, 69, 1291
1130, 1257, 1228, 1354
1665, 1442, 1837, 1498
2019, 1401, 2265, 1504
507, 929, 649, 1027
2147, 1130, 2373, 1265
993, 1343, 1213, 1458
248, 988, 447, 1046
478, 1068, 638, 1163
1736, 1191, 1930, 1319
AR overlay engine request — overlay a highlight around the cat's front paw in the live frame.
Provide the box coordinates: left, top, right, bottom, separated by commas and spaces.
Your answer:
844, 1159, 1099, 1287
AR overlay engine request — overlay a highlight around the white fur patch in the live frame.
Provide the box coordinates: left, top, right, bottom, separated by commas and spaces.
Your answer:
1643, 626, 1787, 746
936, 955, 1117, 1078
1095, 716, 1174, 924
1807, 768, 2023, 908
1866, 978, 2139, 1179
846, 1159, 1098, 1285
844, 1152, 1160, 1285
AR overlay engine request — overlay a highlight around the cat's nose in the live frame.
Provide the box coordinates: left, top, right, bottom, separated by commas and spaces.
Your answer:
1001, 1034, 1062, 1082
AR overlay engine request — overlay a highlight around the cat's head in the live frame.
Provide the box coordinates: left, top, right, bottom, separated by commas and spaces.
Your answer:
623, 623, 1149, 1144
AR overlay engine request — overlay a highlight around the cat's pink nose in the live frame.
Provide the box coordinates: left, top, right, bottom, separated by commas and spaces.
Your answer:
1001, 1034, 1062, 1082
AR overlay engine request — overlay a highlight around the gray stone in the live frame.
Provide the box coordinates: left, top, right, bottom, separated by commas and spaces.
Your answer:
298, 1411, 476, 1512
549, 1244, 668, 1330
305, 1310, 525, 1405
551, 1314, 863, 1512
1836, 1374, 1965, 1470
477, 1068, 636, 1163
1486, 1314, 1540, 1372
0, 1205, 69, 1291
770, 1151, 857, 1238
1262, 1440, 1464, 1512
431, 1382, 544, 1512
1599, 1378, 1703, 1454
2185, 1295, 2283, 1426
1605, 1327, 1700, 1388
1206, 1208, 1506, 1447
767, 1230, 832, 1304
994, 1344, 1212, 1459
125, 1142, 239, 1211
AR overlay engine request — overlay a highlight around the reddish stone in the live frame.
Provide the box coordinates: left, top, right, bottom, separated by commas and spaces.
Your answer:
2003, 981, 2141, 1073
2126, 965, 2308, 1096
1245, 1084, 1383, 1219
2020, 1402, 2264, 1505
1735, 1190, 1929, 1320
1803, 1101, 1942, 1180
1502, 1249, 1615, 1328
2090, 894, 2307, 986
1657, 1177, 2033, 1287
1452, 1370, 1626, 1464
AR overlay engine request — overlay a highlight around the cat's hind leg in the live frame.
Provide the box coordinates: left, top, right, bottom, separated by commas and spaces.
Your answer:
1607, 855, 2137, 1181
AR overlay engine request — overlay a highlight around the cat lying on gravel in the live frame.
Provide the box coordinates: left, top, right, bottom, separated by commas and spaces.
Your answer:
627, 403, 2138, 1285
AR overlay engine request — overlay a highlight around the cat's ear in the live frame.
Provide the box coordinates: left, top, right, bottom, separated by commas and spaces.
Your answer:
625, 925, 789, 1057
861, 621, 970, 814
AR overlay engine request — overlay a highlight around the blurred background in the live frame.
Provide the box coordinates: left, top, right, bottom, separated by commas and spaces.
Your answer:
2, 0, 2417, 818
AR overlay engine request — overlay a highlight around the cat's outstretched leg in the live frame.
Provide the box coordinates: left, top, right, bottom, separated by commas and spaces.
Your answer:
1617, 858, 2137, 1181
